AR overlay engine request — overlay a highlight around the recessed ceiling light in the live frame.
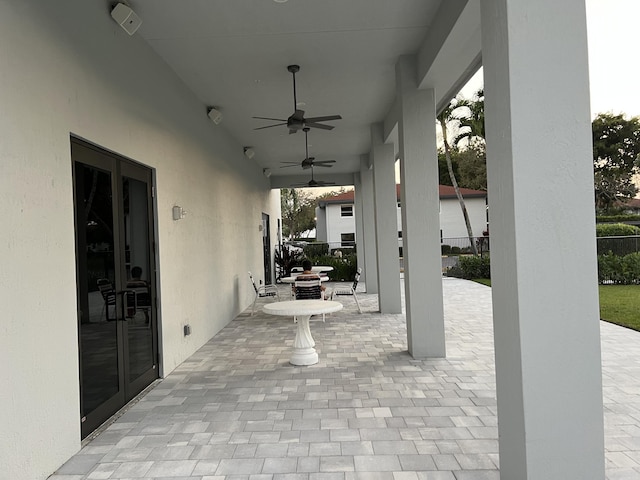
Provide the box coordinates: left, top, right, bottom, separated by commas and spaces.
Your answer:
274, 0, 288, 3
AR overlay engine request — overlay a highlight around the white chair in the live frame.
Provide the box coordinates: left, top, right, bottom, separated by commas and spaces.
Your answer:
331, 267, 362, 313
249, 272, 279, 315
294, 277, 326, 321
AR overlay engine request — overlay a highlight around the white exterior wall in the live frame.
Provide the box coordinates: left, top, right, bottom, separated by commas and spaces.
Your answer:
324, 204, 357, 245
0, 2, 279, 479
439, 197, 487, 239
324, 197, 487, 248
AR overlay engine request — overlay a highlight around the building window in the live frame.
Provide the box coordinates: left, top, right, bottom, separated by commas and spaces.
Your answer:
398, 231, 402, 238
341, 233, 355, 247
341, 205, 353, 217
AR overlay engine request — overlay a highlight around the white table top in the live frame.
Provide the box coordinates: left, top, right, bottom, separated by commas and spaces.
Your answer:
280, 276, 329, 283
263, 300, 343, 316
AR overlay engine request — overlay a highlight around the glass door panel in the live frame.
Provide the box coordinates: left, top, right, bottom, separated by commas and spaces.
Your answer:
74, 159, 124, 430
121, 171, 155, 383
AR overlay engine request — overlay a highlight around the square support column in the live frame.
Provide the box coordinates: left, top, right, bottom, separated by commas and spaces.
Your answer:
481, 0, 605, 478
360, 155, 379, 294
396, 56, 445, 358
372, 124, 402, 314
353, 173, 366, 285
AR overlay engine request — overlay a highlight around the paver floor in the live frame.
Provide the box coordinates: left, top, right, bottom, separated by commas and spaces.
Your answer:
50, 278, 640, 479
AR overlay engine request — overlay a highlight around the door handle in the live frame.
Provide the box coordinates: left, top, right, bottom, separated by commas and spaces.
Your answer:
118, 290, 135, 320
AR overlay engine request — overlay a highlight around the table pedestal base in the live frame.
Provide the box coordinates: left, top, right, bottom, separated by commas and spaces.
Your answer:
290, 315, 318, 365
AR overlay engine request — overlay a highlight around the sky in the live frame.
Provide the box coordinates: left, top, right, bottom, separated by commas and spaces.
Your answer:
461, 0, 640, 118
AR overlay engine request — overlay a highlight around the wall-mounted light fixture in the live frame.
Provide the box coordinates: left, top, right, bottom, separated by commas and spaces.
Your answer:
244, 147, 255, 159
110, 3, 142, 36
263, 168, 271, 178
207, 106, 223, 125
172, 205, 186, 220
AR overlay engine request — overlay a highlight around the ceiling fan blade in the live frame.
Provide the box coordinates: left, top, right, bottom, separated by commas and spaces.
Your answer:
306, 122, 334, 131
305, 115, 342, 123
279, 164, 300, 168
313, 160, 336, 164
254, 123, 288, 130
252, 116, 287, 121
314, 163, 334, 168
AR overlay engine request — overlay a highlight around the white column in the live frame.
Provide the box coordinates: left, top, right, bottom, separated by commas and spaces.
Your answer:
353, 173, 366, 283
481, 1, 605, 478
396, 56, 445, 358
360, 155, 379, 293
372, 124, 402, 314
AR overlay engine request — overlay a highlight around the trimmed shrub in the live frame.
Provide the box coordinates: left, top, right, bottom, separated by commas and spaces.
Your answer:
303, 253, 358, 282
596, 223, 640, 237
459, 255, 491, 279
441, 244, 452, 255
303, 242, 329, 257
596, 215, 640, 223
598, 252, 640, 284
446, 255, 491, 279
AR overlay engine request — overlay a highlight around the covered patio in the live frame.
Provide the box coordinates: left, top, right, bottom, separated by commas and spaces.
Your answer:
2, 1, 607, 478
51, 279, 640, 479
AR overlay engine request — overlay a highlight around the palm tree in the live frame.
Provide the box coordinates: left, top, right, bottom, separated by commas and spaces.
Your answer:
437, 98, 479, 256
453, 89, 485, 148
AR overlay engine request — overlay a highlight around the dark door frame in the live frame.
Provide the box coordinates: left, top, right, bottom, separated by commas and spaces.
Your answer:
72, 137, 159, 438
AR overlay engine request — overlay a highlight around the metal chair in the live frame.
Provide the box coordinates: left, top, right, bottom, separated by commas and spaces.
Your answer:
97, 278, 117, 321
331, 267, 362, 313
294, 277, 325, 321
249, 271, 279, 315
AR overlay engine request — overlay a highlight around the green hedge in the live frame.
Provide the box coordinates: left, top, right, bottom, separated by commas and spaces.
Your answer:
446, 255, 491, 279
598, 252, 640, 284
299, 253, 358, 282
303, 242, 329, 257
596, 223, 640, 237
596, 215, 640, 223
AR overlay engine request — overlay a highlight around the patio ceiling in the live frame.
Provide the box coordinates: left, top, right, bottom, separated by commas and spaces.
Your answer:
129, 0, 482, 188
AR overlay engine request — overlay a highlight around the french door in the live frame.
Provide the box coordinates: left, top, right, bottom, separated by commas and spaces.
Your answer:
72, 138, 158, 439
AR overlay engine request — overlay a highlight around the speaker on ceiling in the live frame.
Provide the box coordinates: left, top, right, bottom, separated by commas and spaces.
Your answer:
111, 3, 142, 36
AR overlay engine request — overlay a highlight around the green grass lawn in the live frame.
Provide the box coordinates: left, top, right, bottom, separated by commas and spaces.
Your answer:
472, 279, 640, 332
599, 285, 640, 331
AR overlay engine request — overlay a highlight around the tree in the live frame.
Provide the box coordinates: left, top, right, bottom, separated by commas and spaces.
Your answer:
453, 89, 485, 147
455, 143, 487, 191
592, 113, 640, 213
438, 144, 487, 191
437, 99, 479, 256
280, 188, 316, 239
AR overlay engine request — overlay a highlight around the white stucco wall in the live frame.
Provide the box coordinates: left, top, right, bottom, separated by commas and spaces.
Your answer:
324, 204, 357, 245
0, 2, 280, 479
439, 197, 487, 239
322, 196, 487, 248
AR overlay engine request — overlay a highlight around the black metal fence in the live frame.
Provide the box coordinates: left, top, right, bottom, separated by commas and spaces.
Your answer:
441, 236, 491, 256
597, 235, 640, 256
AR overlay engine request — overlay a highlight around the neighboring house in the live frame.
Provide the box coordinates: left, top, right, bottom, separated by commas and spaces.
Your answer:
620, 198, 640, 215
316, 185, 488, 250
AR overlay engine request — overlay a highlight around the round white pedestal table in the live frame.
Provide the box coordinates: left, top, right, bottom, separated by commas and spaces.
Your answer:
263, 300, 343, 365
